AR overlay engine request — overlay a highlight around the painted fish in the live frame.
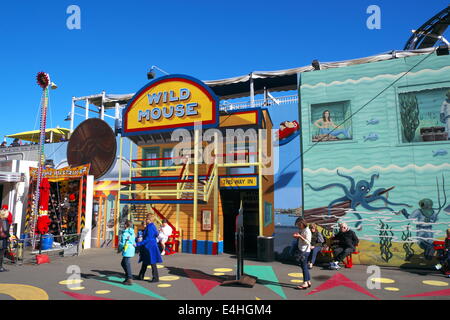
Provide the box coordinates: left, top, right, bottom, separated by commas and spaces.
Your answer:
444, 205, 450, 213
432, 149, 448, 157
363, 133, 379, 142
366, 118, 380, 125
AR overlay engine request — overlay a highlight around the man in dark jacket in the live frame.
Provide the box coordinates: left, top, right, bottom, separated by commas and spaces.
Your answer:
330, 222, 358, 270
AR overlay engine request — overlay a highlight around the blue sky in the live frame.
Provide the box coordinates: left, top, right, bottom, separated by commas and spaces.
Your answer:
0, 0, 448, 136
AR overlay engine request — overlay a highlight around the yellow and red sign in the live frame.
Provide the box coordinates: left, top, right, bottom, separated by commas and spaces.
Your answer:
123, 75, 219, 135
30, 164, 90, 181
219, 176, 258, 189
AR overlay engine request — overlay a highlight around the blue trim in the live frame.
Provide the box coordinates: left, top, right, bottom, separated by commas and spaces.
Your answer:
275, 130, 301, 146
122, 74, 220, 136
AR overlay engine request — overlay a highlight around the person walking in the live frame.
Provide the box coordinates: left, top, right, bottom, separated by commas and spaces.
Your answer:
136, 214, 162, 282
307, 223, 325, 269
119, 220, 136, 285
0, 208, 11, 272
293, 219, 312, 290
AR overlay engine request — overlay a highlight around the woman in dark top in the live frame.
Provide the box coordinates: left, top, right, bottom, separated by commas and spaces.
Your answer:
0, 208, 11, 272
136, 214, 162, 282
307, 223, 325, 269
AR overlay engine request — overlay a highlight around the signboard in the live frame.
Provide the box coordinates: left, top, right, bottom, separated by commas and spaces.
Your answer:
219, 176, 258, 189
201, 210, 212, 231
30, 164, 90, 181
123, 74, 219, 135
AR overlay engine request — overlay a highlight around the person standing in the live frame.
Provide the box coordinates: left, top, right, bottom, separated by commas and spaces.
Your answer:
136, 214, 162, 282
329, 222, 359, 270
119, 220, 136, 285
293, 220, 312, 290
0, 208, 11, 272
307, 223, 325, 269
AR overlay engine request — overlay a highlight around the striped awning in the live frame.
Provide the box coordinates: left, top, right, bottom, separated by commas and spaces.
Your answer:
0, 171, 24, 182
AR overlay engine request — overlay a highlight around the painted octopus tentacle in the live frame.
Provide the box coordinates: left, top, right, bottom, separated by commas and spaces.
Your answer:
306, 183, 350, 197
369, 173, 380, 189
336, 170, 356, 194
366, 195, 412, 208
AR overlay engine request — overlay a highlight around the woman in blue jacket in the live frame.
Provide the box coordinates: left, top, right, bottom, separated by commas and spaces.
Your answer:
119, 220, 136, 285
136, 214, 162, 282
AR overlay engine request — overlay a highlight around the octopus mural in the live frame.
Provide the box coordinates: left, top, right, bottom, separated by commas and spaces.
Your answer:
306, 170, 411, 229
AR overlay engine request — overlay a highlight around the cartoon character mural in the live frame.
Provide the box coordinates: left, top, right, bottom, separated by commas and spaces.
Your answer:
440, 89, 450, 138
306, 170, 411, 230
396, 176, 447, 260
276, 120, 300, 146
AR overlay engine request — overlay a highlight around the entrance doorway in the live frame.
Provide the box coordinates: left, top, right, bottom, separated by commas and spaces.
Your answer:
221, 189, 259, 257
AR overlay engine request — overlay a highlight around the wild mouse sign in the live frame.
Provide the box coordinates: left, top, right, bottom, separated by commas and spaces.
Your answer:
123, 74, 219, 135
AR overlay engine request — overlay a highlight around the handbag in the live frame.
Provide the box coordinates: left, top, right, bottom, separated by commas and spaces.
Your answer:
36, 254, 50, 264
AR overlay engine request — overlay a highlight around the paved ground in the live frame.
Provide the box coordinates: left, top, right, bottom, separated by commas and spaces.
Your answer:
0, 248, 449, 301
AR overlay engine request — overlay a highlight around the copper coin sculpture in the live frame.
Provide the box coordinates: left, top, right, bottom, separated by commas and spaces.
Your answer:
67, 119, 117, 179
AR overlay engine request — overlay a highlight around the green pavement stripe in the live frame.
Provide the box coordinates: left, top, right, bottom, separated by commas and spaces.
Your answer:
97, 276, 167, 300
243, 265, 287, 300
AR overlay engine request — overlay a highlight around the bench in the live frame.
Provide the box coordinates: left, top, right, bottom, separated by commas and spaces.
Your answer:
322, 247, 359, 268
164, 231, 180, 255
433, 240, 450, 275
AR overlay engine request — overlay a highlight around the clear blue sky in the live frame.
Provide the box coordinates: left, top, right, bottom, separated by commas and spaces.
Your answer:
0, 0, 448, 137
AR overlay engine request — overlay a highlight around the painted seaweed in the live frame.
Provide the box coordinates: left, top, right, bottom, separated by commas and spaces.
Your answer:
379, 220, 394, 262
401, 224, 415, 261
399, 93, 420, 143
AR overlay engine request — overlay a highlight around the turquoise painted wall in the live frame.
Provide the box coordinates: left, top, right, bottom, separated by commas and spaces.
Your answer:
300, 52, 450, 267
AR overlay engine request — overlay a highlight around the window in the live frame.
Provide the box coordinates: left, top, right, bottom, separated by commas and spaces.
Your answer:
142, 147, 160, 176
310, 101, 352, 142
162, 148, 176, 171
399, 87, 450, 143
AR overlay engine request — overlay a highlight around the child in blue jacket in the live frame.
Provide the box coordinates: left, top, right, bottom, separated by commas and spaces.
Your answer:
119, 220, 136, 285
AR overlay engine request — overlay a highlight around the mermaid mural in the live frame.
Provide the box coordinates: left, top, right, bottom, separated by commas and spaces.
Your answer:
313, 110, 351, 141
306, 170, 411, 229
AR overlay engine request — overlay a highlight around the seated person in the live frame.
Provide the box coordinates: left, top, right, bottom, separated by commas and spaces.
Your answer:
10, 138, 20, 147
307, 223, 325, 269
435, 229, 450, 277
329, 222, 359, 270
0, 142, 6, 148
157, 219, 173, 255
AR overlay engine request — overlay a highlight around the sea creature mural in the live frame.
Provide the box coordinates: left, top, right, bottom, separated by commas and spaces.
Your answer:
432, 149, 448, 157
363, 133, 379, 142
401, 224, 415, 261
366, 118, 380, 125
379, 220, 394, 262
399, 93, 420, 143
396, 176, 447, 260
306, 170, 411, 229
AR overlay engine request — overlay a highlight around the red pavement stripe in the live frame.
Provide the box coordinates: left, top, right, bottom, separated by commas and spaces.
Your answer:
62, 291, 115, 300
401, 288, 450, 298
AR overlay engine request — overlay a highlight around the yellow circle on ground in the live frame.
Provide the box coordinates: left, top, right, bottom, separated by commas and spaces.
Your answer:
214, 273, 225, 276
422, 280, 449, 287
370, 278, 395, 284
0, 284, 49, 300
148, 265, 165, 269
144, 277, 151, 280
384, 287, 400, 292
95, 290, 111, 294
59, 279, 84, 285
157, 284, 172, 288
159, 276, 180, 281
213, 268, 233, 272
288, 273, 303, 278
290, 279, 303, 283
69, 286, 85, 291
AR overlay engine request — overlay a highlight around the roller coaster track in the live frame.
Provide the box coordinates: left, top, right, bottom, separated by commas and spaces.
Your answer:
404, 5, 450, 50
